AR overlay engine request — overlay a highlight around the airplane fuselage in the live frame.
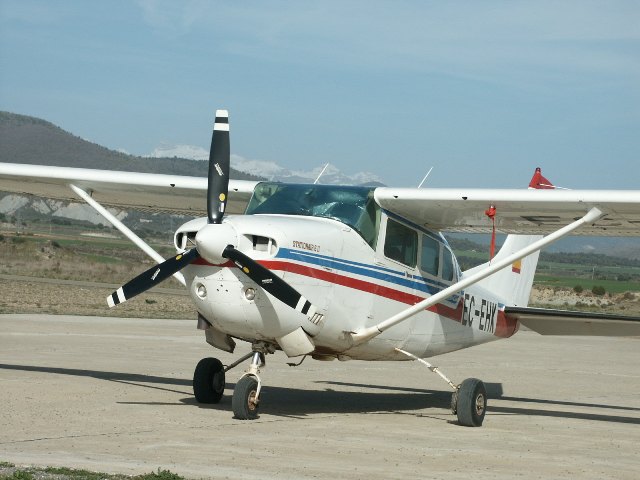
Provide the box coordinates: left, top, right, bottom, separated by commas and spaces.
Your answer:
176, 208, 518, 362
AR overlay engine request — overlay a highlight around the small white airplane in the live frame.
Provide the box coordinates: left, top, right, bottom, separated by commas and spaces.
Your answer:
1, 110, 639, 427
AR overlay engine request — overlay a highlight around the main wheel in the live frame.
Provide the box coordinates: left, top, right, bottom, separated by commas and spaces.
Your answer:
450, 389, 458, 415
456, 378, 487, 427
193, 357, 225, 404
232, 375, 260, 420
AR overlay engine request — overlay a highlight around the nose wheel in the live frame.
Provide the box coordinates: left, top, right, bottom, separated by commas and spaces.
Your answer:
232, 375, 260, 419
231, 349, 266, 420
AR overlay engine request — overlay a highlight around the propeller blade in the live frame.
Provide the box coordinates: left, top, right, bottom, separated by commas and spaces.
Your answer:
107, 249, 200, 307
207, 109, 230, 224
223, 246, 324, 325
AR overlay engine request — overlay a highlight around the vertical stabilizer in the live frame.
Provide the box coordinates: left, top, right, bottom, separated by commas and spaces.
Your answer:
465, 235, 542, 307
462, 168, 555, 307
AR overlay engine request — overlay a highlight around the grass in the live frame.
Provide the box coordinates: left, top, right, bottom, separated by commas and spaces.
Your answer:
0, 465, 185, 480
534, 274, 640, 294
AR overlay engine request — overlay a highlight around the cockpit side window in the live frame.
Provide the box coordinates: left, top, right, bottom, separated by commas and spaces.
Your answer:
383, 219, 417, 267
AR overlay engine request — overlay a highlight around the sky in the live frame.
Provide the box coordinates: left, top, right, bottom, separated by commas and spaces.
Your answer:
1, 0, 639, 188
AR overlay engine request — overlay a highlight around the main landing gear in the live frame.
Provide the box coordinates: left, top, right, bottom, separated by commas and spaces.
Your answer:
450, 378, 487, 427
395, 348, 487, 427
192, 341, 275, 420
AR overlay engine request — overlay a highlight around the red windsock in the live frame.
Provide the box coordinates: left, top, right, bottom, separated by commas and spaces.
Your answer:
485, 205, 497, 261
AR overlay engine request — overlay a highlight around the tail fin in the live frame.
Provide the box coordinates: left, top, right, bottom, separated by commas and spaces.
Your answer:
465, 235, 542, 307
462, 168, 554, 307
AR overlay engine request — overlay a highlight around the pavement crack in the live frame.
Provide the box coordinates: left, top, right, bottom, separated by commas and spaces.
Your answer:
0, 429, 157, 445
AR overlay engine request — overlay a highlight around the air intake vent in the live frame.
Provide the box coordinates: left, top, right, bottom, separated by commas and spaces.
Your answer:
251, 235, 277, 255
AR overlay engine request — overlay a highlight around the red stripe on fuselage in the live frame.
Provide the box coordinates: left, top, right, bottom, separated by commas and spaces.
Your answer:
190, 257, 518, 338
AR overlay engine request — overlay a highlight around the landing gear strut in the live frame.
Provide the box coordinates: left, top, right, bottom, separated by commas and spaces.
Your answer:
192, 341, 275, 420
395, 348, 487, 427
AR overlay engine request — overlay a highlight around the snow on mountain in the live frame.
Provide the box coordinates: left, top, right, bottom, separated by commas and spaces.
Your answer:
149, 143, 209, 161
148, 144, 381, 185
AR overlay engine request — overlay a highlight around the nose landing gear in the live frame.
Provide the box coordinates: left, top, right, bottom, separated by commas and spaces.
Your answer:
192, 341, 275, 420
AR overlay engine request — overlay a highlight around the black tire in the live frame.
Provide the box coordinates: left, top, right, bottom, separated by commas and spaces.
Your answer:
193, 357, 225, 404
232, 376, 260, 420
450, 389, 458, 415
456, 378, 487, 427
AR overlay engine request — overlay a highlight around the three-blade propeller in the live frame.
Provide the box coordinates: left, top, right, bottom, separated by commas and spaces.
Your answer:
106, 110, 322, 325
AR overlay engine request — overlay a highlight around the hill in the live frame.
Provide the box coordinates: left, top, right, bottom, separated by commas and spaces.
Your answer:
0, 111, 262, 180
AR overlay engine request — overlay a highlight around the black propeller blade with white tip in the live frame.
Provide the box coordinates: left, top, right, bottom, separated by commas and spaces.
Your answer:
222, 246, 324, 324
107, 249, 200, 307
207, 109, 230, 224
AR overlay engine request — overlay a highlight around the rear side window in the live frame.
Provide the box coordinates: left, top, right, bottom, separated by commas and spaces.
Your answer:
442, 247, 455, 281
420, 235, 440, 276
384, 219, 417, 267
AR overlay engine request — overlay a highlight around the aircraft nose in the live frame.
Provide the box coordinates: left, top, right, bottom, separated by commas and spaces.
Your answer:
195, 222, 238, 265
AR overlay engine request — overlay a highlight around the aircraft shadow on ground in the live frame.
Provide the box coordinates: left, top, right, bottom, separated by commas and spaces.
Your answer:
2, 363, 639, 424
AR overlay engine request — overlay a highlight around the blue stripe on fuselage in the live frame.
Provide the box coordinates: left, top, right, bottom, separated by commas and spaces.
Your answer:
278, 248, 459, 301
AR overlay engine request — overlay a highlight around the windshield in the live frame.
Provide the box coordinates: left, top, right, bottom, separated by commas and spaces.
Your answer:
245, 182, 380, 248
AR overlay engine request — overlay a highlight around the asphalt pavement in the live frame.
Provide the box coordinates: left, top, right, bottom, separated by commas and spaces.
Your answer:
0, 314, 638, 479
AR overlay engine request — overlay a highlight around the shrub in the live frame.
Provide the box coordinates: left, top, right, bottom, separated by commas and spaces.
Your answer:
592, 285, 606, 296
573, 285, 583, 294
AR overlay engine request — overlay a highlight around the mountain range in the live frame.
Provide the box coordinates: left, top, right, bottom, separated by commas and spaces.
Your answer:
1, 111, 638, 258
149, 144, 383, 185
0, 111, 381, 185
0, 111, 261, 180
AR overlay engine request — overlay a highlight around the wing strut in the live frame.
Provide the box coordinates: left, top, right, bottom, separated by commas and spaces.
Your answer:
69, 184, 185, 286
348, 207, 605, 345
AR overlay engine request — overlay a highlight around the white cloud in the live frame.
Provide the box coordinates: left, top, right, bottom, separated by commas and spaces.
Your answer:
136, 1, 639, 86
135, 0, 209, 35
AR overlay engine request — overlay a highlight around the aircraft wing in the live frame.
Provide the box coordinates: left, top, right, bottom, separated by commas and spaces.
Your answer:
374, 187, 640, 236
0, 162, 259, 215
504, 306, 640, 336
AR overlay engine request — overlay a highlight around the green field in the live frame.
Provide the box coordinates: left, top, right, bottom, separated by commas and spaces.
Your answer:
533, 275, 640, 294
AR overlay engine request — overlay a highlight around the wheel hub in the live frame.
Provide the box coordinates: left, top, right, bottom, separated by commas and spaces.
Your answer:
247, 389, 258, 411
475, 393, 486, 415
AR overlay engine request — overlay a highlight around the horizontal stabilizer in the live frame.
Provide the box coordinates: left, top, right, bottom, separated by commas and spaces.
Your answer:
505, 306, 640, 336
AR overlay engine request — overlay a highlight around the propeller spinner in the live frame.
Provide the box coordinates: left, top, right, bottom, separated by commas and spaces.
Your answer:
106, 110, 322, 328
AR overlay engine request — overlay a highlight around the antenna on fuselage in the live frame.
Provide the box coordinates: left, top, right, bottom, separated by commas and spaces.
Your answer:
313, 163, 330, 184
418, 167, 434, 188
